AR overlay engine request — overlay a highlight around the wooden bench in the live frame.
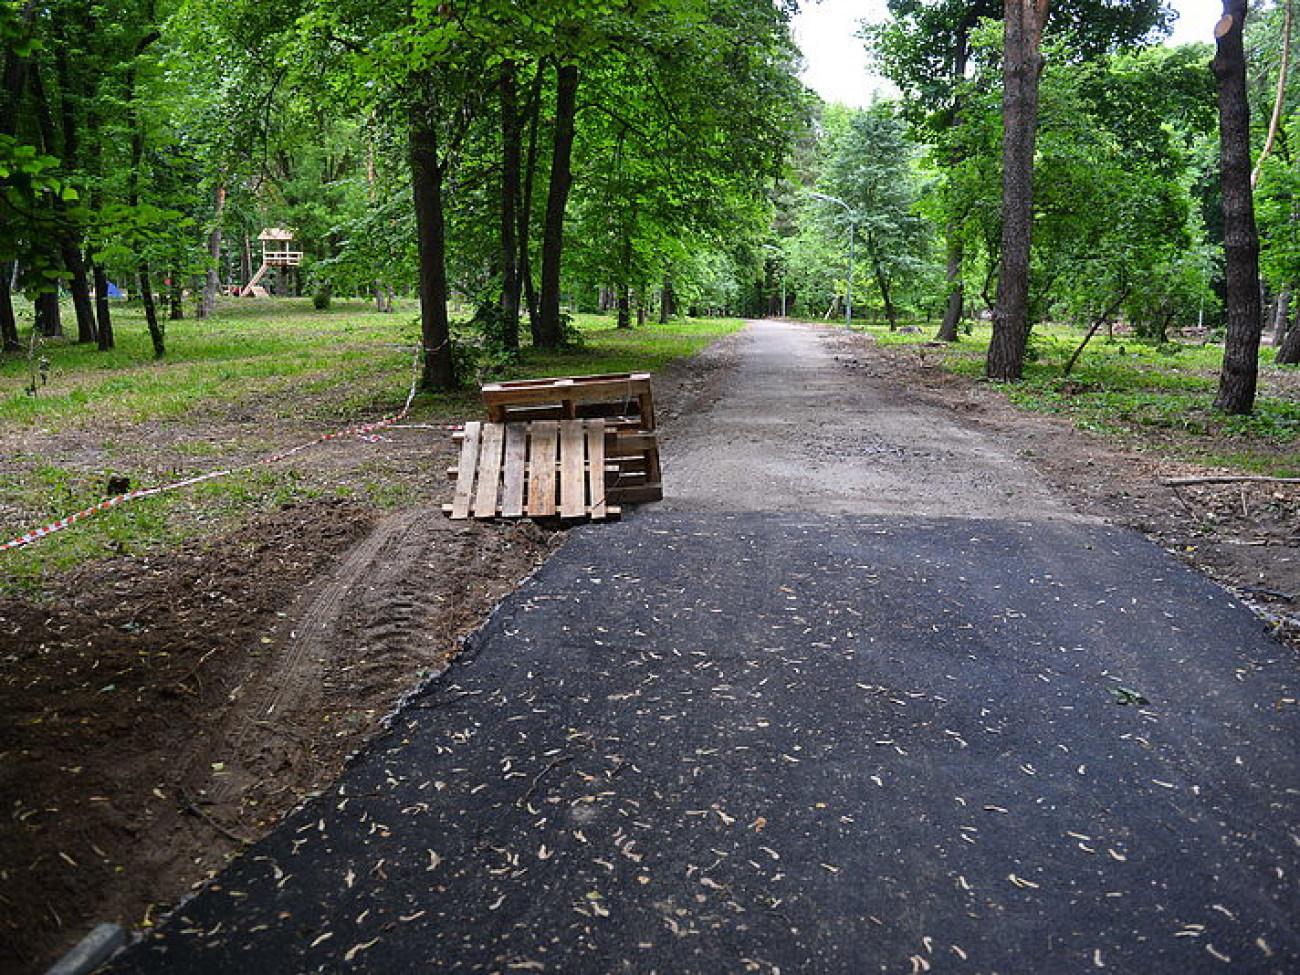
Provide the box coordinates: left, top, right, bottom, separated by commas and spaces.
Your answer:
480, 373, 661, 503
444, 420, 619, 521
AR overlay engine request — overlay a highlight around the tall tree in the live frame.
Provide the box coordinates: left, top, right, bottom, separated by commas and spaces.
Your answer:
987, 0, 1050, 381
534, 61, 579, 349
1211, 0, 1262, 413
870, 0, 1170, 344
820, 105, 928, 330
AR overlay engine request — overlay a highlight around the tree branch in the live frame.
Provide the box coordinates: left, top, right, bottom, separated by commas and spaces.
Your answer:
1252, 0, 1292, 187
1160, 475, 1300, 486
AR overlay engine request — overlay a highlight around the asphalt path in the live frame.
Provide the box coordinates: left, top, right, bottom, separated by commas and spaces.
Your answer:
105, 323, 1300, 974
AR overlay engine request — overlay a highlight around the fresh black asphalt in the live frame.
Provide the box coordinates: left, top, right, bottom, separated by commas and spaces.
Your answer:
105, 512, 1299, 973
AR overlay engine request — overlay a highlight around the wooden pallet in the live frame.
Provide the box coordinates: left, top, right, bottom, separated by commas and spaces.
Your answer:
444, 420, 619, 522
480, 373, 661, 503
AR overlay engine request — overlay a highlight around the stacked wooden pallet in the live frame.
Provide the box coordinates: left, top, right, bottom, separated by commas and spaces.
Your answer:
480, 373, 662, 505
444, 373, 662, 523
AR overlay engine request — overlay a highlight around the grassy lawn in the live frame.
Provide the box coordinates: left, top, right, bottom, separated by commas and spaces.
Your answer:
860, 320, 1300, 477
0, 298, 744, 586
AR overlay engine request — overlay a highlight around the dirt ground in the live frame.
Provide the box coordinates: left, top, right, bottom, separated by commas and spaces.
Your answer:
2, 321, 1297, 974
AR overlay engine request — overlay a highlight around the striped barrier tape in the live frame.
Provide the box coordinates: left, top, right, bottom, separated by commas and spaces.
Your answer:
1, 345, 464, 553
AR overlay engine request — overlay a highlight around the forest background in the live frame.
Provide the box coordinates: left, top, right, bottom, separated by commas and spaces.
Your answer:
3, 0, 1300, 405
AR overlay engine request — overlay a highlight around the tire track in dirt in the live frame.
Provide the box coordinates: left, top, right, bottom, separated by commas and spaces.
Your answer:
184, 508, 552, 830
197, 508, 434, 809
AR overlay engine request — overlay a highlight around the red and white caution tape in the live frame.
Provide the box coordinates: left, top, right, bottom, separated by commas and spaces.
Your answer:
2, 346, 463, 553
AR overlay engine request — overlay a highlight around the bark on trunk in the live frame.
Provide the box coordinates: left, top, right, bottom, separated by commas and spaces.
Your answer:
1212, 0, 1263, 413
409, 99, 456, 390
92, 261, 114, 349
987, 0, 1049, 381
535, 63, 580, 349
497, 62, 521, 352
139, 264, 165, 358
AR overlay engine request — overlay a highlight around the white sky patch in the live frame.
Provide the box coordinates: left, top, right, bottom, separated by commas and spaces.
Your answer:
792, 0, 1227, 109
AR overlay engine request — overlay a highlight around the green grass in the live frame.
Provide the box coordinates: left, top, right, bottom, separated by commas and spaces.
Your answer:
0, 298, 742, 588
506, 312, 745, 377
858, 320, 1300, 477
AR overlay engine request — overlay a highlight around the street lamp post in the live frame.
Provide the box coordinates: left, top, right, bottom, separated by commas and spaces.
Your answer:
761, 243, 786, 318
809, 191, 855, 329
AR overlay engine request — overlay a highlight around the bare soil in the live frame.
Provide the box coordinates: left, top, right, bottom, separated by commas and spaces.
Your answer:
2, 320, 1297, 974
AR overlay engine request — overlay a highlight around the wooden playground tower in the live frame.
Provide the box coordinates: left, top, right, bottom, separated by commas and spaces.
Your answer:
240, 228, 302, 296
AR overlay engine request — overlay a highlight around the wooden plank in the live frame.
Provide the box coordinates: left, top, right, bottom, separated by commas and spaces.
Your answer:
607, 484, 662, 504
500, 423, 528, 518
527, 421, 559, 517
472, 422, 505, 519
450, 421, 482, 520
559, 420, 586, 518
482, 373, 654, 428
587, 422, 607, 520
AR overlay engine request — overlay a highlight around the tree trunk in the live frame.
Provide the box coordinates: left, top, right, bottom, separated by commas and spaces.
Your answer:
616, 221, 634, 329
92, 261, 114, 349
660, 276, 675, 324
50, 46, 97, 345
617, 287, 631, 329
200, 182, 226, 318
1212, 0, 1263, 413
0, 266, 19, 351
35, 291, 62, 337
518, 65, 545, 332
1278, 302, 1300, 364
535, 63, 580, 349
139, 264, 165, 358
497, 62, 521, 352
168, 272, 184, 320
987, 0, 1050, 381
1270, 285, 1290, 346
1252, 0, 1292, 188
935, 232, 964, 341
868, 240, 898, 331
61, 240, 96, 343
409, 99, 456, 390
127, 18, 163, 359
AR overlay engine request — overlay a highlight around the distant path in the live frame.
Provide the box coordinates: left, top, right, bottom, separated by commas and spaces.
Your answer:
662, 319, 1085, 519
107, 322, 1300, 974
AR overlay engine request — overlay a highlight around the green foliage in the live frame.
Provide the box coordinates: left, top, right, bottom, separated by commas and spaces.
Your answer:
815, 103, 933, 325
